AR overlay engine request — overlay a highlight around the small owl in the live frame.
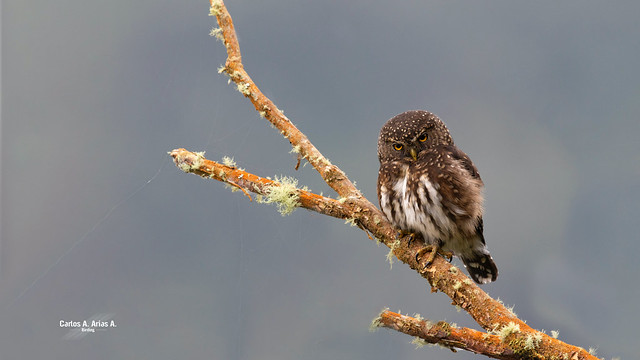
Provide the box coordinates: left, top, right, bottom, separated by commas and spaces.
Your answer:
377, 110, 498, 284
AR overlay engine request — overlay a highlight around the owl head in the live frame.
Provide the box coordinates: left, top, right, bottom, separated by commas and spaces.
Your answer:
377, 110, 453, 163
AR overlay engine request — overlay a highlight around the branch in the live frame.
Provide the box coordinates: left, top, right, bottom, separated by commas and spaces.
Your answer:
169, 149, 356, 220
372, 310, 596, 360
373, 310, 515, 359
168, 1, 602, 359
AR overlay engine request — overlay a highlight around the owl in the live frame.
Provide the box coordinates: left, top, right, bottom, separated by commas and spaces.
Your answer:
377, 110, 498, 284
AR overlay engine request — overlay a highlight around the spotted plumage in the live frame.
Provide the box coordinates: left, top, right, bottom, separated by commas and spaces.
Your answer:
377, 110, 498, 284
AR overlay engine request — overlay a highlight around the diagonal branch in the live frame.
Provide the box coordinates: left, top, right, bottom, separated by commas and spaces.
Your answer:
169, 1, 602, 359
210, 0, 361, 200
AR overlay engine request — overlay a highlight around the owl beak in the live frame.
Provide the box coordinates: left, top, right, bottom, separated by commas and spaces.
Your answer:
409, 147, 418, 161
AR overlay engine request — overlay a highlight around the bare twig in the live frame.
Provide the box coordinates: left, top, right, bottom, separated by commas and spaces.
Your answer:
168, 2, 602, 359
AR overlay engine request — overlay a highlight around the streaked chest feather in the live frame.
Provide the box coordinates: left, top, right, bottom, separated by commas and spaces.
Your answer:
379, 168, 458, 243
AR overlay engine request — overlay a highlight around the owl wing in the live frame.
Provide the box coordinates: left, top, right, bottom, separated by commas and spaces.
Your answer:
377, 161, 402, 216
446, 147, 497, 282
447, 145, 482, 184
441, 146, 485, 238
475, 216, 487, 245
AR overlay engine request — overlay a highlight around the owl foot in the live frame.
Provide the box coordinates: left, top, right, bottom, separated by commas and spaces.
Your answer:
397, 230, 418, 246
416, 245, 453, 268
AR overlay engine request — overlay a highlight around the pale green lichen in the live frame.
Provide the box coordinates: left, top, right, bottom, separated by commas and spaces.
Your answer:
588, 347, 597, 356
209, 0, 223, 16
550, 330, 559, 339
237, 82, 250, 96
209, 27, 223, 40
223, 183, 240, 192
344, 218, 358, 227
177, 161, 192, 173
308, 154, 332, 168
176, 151, 205, 173
259, 111, 267, 118
524, 333, 543, 350
452, 281, 462, 290
222, 156, 237, 168
368, 307, 388, 332
217, 65, 226, 74
498, 322, 520, 342
413, 313, 423, 321
386, 240, 401, 269
258, 176, 301, 216
424, 319, 434, 328
411, 337, 429, 349
289, 145, 301, 154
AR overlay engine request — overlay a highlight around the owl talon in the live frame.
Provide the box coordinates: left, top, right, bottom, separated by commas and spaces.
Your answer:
397, 230, 417, 246
442, 250, 453, 262
416, 245, 453, 268
416, 245, 438, 267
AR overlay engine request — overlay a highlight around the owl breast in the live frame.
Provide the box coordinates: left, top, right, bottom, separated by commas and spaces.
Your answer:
379, 164, 459, 246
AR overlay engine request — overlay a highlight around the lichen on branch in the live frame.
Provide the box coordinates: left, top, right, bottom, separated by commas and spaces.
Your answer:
257, 176, 305, 216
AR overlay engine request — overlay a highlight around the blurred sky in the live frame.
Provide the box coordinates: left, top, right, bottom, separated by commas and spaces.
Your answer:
2, 1, 639, 359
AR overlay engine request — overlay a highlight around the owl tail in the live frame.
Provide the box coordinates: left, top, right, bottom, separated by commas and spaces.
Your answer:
461, 252, 498, 284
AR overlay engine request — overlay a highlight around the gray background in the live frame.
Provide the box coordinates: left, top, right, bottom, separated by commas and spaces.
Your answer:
2, 1, 639, 359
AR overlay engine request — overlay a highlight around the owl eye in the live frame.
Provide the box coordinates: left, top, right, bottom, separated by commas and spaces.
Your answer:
393, 143, 403, 151
417, 133, 427, 142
